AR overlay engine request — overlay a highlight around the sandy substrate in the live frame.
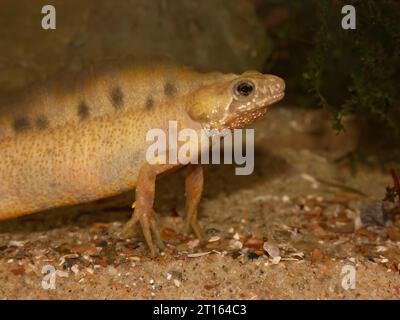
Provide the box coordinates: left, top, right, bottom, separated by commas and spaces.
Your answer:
0, 108, 399, 300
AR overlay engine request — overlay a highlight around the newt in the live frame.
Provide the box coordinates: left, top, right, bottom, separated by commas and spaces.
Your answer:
0, 56, 285, 256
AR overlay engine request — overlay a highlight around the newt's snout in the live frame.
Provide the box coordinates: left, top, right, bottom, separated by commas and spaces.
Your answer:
257, 75, 285, 106
268, 75, 285, 96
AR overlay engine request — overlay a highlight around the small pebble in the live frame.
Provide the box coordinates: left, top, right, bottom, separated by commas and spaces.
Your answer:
85, 268, 94, 275
354, 216, 363, 230
361, 201, 390, 226
323, 204, 342, 218
229, 240, 243, 250
245, 238, 264, 248
170, 271, 183, 280
57, 270, 69, 278
271, 256, 281, 264
107, 265, 118, 275
376, 246, 388, 252
187, 239, 200, 250
9, 240, 25, 247
173, 279, 181, 287
71, 265, 79, 274
247, 252, 259, 260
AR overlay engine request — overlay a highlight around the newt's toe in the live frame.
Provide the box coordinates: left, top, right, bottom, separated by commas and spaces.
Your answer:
121, 213, 140, 237
184, 214, 205, 240
122, 209, 164, 256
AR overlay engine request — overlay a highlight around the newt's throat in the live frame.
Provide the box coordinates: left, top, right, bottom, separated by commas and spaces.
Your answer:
226, 107, 267, 130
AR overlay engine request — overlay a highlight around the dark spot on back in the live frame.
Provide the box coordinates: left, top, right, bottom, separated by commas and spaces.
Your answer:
78, 102, 90, 120
145, 96, 154, 110
164, 82, 177, 97
110, 86, 124, 109
36, 116, 49, 129
13, 117, 31, 133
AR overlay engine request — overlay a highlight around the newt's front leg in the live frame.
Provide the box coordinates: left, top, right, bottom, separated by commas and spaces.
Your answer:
122, 163, 168, 256
184, 164, 205, 239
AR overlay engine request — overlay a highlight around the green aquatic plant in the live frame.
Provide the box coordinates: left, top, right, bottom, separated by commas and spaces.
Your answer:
303, 0, 400, 134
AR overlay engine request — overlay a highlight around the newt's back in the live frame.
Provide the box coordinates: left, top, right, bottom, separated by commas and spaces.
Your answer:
0, 55, 217, 140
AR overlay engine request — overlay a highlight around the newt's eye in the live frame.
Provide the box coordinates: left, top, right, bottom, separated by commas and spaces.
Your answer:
233, 80, 255, 98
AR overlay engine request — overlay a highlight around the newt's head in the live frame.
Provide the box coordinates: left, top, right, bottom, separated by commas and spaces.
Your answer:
186, 71, 285, 130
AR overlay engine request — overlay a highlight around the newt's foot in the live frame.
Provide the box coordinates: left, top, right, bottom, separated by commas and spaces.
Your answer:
183, 208, 205, 240
122, 209, 165, 257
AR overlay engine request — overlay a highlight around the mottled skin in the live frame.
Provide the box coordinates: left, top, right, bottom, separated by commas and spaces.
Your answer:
0, 56, 285, 256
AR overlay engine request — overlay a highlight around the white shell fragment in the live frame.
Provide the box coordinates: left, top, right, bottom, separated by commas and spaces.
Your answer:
263, 242, 280, 258
208, 236, 221, 243
187, 252, 211, 258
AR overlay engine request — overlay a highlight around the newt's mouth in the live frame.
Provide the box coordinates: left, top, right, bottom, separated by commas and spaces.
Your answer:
267, 91, 285, 105
253, 91, 285, 111
274, 92, 285, 100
